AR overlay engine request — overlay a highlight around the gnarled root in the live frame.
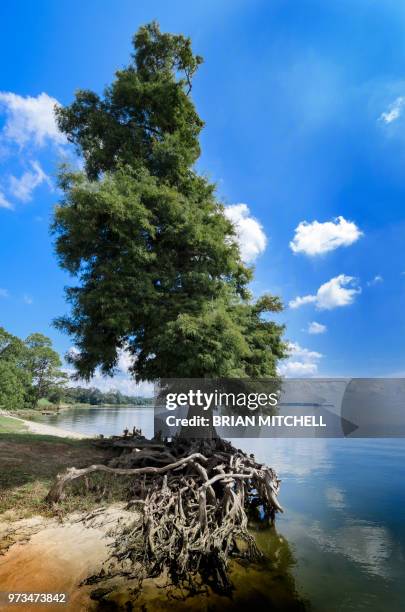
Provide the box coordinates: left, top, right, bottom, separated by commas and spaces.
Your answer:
46, 436, 282, 596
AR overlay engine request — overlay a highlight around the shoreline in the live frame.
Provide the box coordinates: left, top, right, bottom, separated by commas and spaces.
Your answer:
0, 410, 91, 439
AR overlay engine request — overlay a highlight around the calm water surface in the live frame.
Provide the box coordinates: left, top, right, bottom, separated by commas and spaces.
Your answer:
38, 406, 405, 611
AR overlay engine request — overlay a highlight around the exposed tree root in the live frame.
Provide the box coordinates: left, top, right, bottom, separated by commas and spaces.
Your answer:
46, 435, 283, 597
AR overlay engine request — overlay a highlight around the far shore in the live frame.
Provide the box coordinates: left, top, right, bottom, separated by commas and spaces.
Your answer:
0, 409, 91, 439
0, 401, 153, 439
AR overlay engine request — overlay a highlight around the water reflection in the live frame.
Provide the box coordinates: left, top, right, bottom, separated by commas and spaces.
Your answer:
246, 438, 334, 479
324, 486, 346, 510
306, 519, 393, 578
92, 524, 309, 611
33, 405, 155, 439
37, 408, 405, 611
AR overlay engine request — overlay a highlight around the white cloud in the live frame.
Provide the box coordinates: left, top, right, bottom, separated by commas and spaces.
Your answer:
379, 96, 405, 124
0, 92, 66, 212
278, 341, 322, 377
307, 321, 327, 334
224, 203, 267, 264
117, 347, 135, 372
9, 161, 51, 202
0, 288, 9, 298
289, 274, 361, 311
78, 370, 154, 397
279, 361, 318, 376
290, 216, 362, 256
315, 275, 361, 309
0, 91, 64, 147
0, 191, 12, 209
367, 275, 383, 287
289, 294, 318, 309
66, 346, 153, 397
287, 342, 322, 362
23, 294, 33, 304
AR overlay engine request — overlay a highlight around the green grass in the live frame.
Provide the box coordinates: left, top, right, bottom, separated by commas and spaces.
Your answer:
37, 397, 54, 407
0, 415, 28, 434
0, 431, 123, 519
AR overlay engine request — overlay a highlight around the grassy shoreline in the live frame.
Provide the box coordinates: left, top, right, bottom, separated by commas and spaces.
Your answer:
0, 416, 119, 520
0, 417, 309, 610
7, 402, 153, 421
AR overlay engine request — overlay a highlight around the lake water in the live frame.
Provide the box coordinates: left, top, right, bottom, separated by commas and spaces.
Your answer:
37, 406, 405, 611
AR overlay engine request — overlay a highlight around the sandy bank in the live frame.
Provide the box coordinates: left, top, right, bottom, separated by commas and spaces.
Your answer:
0, 504, 136, 612
0, 410, 92, 439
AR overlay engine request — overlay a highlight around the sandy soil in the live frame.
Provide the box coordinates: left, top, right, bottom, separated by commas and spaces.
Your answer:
0, 504, 136, 612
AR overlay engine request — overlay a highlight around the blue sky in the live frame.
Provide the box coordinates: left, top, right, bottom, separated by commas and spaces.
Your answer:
1, 0, 405, 391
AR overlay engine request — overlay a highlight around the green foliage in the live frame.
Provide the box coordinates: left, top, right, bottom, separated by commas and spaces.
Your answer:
56, 22, 203, 183
0, 327, 66, 409
0, 361, 27, 410
53, 22, 286, 382
0, 327, 30, 409
24, 333, 67, 407
64, 386, 151, 406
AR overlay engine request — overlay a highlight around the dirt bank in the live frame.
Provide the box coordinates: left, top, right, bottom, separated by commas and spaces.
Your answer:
0, 431, 115, 519
0, 505, 136, 612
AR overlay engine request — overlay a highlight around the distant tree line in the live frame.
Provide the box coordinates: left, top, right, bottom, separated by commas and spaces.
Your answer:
0, 326, 151, 410
63, 386, 152, 406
